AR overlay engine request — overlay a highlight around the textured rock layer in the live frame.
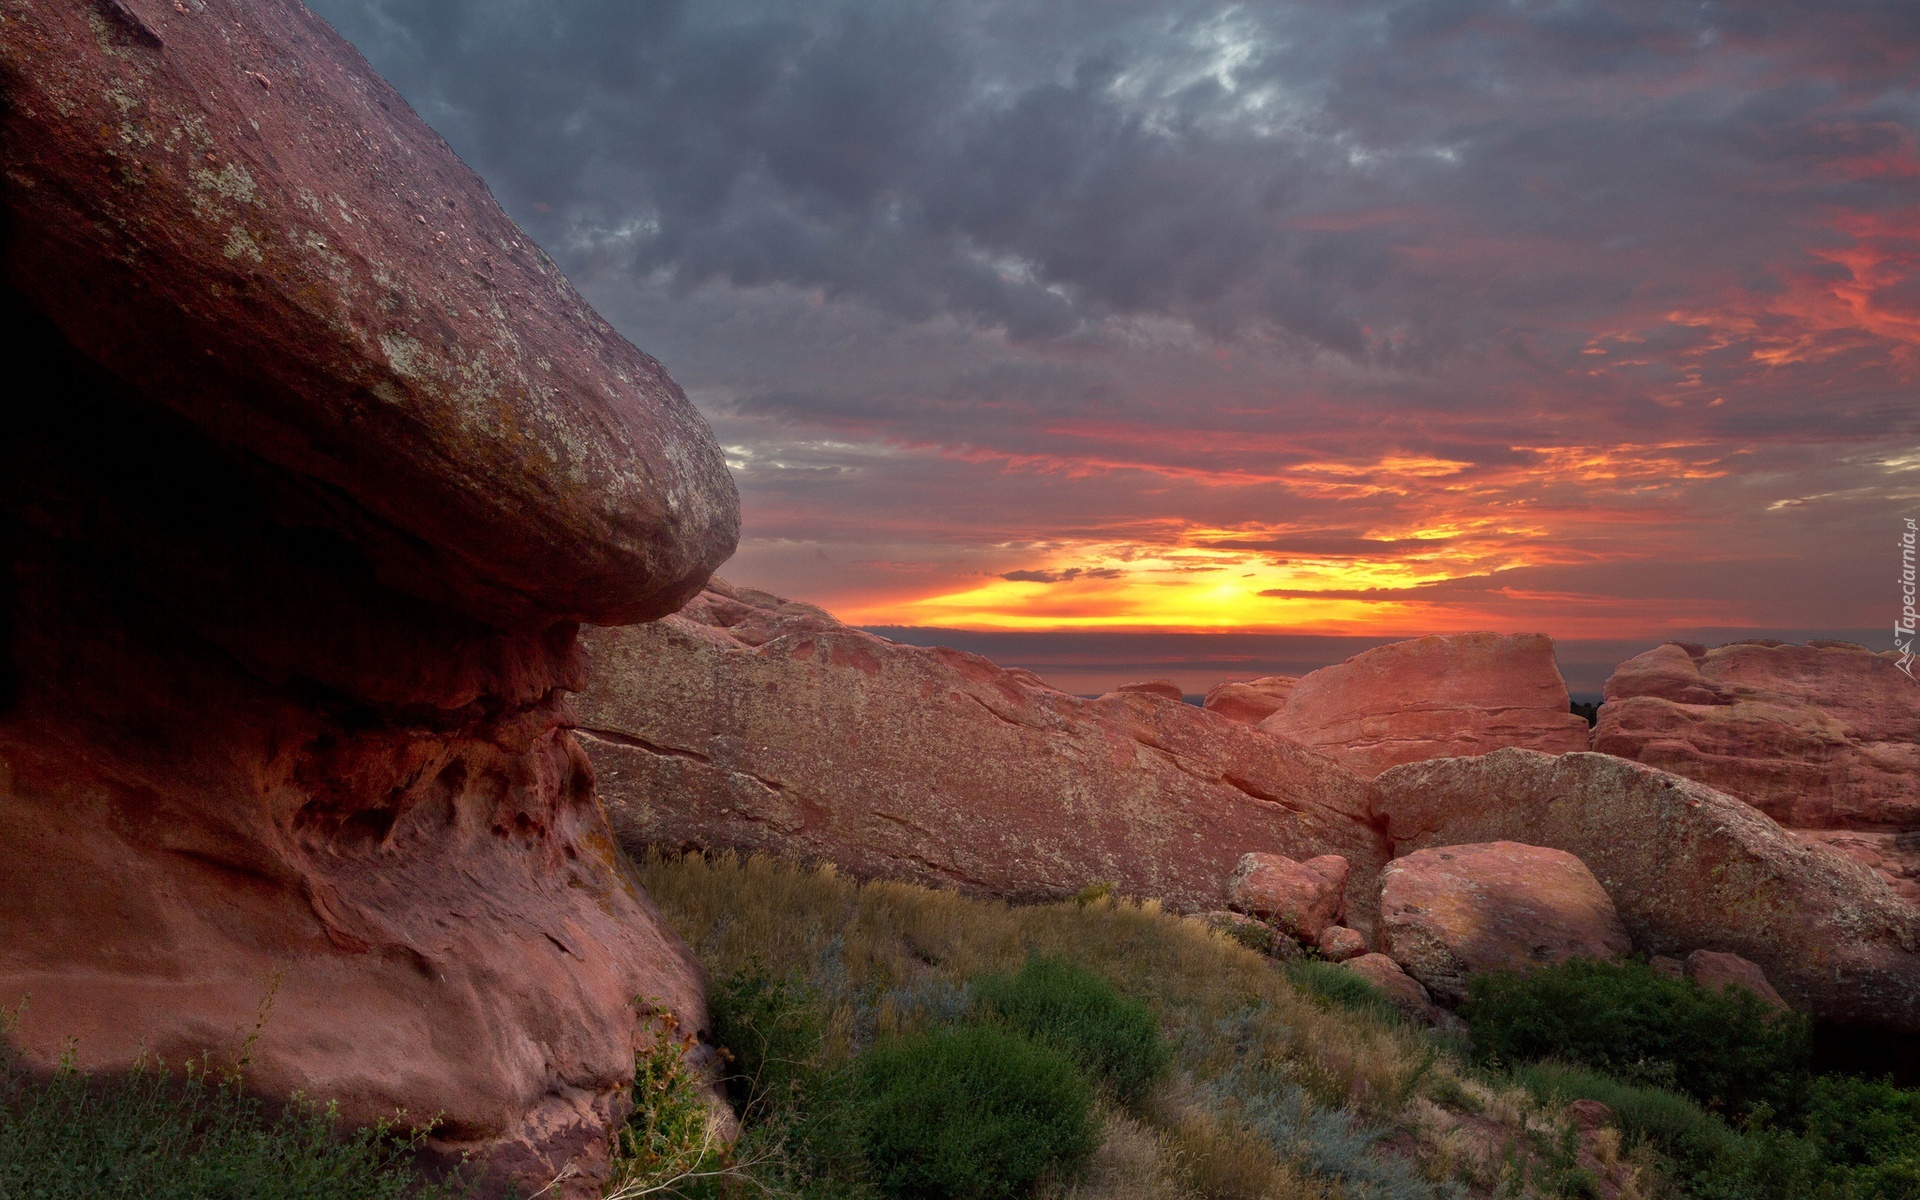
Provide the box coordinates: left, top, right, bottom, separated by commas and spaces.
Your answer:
1372, 749, 1920, 1033
1261, 633, 1591, 777
1203, 676, 1298, 725
575, 584, 1388, 929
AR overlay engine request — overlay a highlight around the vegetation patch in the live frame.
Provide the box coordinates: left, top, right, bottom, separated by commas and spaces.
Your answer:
0, 1038, 466, 1200
973, 956, 1170, 1107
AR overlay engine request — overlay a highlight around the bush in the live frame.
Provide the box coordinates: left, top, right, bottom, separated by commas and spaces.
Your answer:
857, 1025, 1097, 1200
1463, 958, 1810, 1118
0, 1048, 461, 1200
1803, 1074, 1920, 1197
705, 967, 868, 1192
973, 955, 1170, 1106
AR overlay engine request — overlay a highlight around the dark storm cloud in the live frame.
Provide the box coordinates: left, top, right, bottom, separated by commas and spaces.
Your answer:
310, 0, 1920, 634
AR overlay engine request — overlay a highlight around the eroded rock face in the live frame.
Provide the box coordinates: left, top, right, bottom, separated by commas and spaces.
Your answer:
1379, 843, 1631, 1004
1372, 750, 1920, 1033
575, 584, 1389, 931
1593, 641, 1920, 895
1260, 634, 1591, 777
1203, 676, 1298, 725
1225, 853, 1350, 942
0, 4, 738, 1195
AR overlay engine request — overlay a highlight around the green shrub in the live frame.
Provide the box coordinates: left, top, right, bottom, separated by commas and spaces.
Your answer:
1463, 958, 1810, 1118
608, 1004, 733, 1199
972, 955, 1169, 1106
0, 1048, 462, 1200
705, 967, 868, 1193
1803, 1074, 1920, 1197
857, 1025, 1097, 1200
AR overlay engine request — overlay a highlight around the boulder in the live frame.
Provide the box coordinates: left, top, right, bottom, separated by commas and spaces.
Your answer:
1685, 950, 1788, 1010
1317, 926, 1369, 962
0, 4, 738, 1195
1342, 954, 1444, 1024
1112, 679, 1186, 702
1260, 633, 1592, 777
1203, 676, 1299, 725
575, 584, 1389, 931
1371, 749, 1920, 1033
1594, 641, 1920, 893
1225, 853, 1350, 942
1379, 843, 1632, 1004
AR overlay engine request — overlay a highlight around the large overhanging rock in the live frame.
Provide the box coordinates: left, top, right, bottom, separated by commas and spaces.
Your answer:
1371, 749, 1920, 1033
575, 583, 1390, 933
1260, 633, 1592, 777
1594, 641, 1920, 900
2, 0, 736, 629
0, 4, 739, 1196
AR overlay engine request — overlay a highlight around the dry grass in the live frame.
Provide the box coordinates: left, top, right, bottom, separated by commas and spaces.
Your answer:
636, 850, 1661, 1200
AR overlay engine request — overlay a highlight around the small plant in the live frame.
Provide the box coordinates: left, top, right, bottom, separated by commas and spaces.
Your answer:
973, 956, 1170, 1106
1072, 881, 1116, 907
857, 1024, 1097, 1200
1462, 958, 1810, 1119
606, 1003, 732, 1200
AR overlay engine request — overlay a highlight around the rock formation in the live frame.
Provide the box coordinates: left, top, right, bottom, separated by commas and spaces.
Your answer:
1112, 679, 1186, 702
1260, 633, 1591, 777
1371, 750, 1920, 1033
574, 583, 1390, 931
1378, 843, 1631, 1004
1341, 954, 1447, 1025
1203, 676, 1298, 725
1594, 640, 1920, 899
1684, 950, 1787, 1010
0, 3, 737, 1195
1225, 853, 1350, 942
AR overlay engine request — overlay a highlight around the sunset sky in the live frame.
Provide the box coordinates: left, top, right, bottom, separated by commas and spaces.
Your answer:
316, 0, 1917, 655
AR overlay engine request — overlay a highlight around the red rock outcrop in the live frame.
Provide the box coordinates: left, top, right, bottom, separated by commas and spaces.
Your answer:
1341, 954, 1445, 1024
1684, 950, 1787, 1010
1594, 641, 1920, 896
1112, 679, 1186, 702
0, 4, 738, 1195
1260, 634, 1591, 777
1317, 926, 1369, 962
1225, 853, 1350, 942
1371, 749, 1920, 1033
1203, 676, 1299, 725
574, 583, 1389, 931
1379, 843, 1632, 1004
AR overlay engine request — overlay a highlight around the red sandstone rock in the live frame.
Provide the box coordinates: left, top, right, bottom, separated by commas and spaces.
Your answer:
0, 5, 738, 1195
1317, 926, 1369, 962
1342, 954, 1443, 1023
1685, 950, 1788, 1010
575, 583, 1388, 930
1204, 676, 1299, 725
1260, 634, 1591, 777
0, 0, 736, 628
1371, 749, 1920, 1034
1226, 853, 1350, 941
1113, 680, 1186, 702
1594, 641, 1920, 892
1379, 843, 1632, 1004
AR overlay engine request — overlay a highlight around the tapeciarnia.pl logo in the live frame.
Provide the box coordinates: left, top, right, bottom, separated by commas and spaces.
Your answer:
1900, 517, 1917, 680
